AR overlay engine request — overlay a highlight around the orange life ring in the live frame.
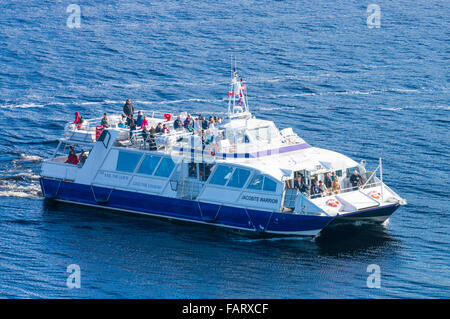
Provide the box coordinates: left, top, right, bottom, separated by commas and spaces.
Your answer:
326, 199, 340, 208
208, 143, 218, 156
368, 190, 381, 199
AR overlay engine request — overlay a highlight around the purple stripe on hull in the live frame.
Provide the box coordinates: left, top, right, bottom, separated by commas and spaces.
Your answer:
40, 178, 333, 235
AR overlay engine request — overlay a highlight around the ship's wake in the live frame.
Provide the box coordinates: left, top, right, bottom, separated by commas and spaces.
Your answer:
0, 154, 43, 199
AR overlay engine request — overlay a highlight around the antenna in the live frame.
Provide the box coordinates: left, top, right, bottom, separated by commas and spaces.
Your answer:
227, 57, 251, 120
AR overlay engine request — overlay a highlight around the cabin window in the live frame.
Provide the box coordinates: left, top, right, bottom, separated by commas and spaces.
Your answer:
247, 174, 264, 190
210, 165, 233, 186
116, 151, 142, 173
247, 174, 278, 192
227, 168, 251, 188
137, 155, 161, 175
154, 157, 175, 177
263, 177, 278, 192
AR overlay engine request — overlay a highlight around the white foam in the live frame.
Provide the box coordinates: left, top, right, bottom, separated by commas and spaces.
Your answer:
0, 103, 44, 109
18, 154, 43, 162
0, 182, 41, 199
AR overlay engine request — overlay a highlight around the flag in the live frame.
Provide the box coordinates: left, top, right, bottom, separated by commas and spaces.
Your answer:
228, 91, 234, 96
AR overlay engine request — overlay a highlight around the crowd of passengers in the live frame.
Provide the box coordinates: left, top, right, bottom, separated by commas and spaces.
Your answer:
292, 170, 363, 198
97, 99, 225, 149
68, 99, 226, 163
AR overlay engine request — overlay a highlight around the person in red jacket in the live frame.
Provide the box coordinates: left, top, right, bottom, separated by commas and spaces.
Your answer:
65, 146, 79, 165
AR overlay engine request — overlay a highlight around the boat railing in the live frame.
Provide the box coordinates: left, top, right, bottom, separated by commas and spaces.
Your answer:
291, 168, 383, 201
176, 179, 204, 200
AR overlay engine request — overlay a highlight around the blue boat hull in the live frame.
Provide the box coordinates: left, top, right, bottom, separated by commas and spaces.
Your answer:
39, 178, 335, 236
330, 203, 400, 225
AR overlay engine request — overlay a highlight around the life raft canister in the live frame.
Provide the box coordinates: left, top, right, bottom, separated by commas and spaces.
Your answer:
326, 198, 340, 208
368, 190, 381, 199
95, 125, 104, 140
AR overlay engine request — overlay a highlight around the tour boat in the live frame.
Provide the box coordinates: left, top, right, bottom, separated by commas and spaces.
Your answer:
39, 68, 406, 237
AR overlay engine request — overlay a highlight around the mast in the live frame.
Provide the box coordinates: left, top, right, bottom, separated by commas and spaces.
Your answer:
227, 60, 251, 119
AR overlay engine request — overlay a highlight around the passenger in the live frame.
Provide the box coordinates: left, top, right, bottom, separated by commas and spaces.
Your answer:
73, 112, 82, 129
141, 115, 149, 130
332, 172, 341, 194
149, 125, 156, 136
200, 129, 208, 148
65, 146, 79, 165
136, 110, 144, 127
155, 123, 163, 134
183, 114, 191, 128
294, 175, 308, 193
148, 126, 157, 150
310, 179, 320, 198
77, 116, 85, 129
101, 113, 110, 128
174, 115, 183, 131
324, 172, 332, 189
185, 119, 194, 133
349, 170, 363, 190
118, 120, 126, 128
201, 118, 209, 130
123, 99, 134, 117
209, 118, 216, 129
318, 180, 327, 197
142, 125, 149, 148
79, 149, 88, 165
128, 114, 137, 138
162, 123, 170, 134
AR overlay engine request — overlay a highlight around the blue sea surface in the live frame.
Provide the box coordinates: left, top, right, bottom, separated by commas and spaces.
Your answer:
0, 0, 449, 298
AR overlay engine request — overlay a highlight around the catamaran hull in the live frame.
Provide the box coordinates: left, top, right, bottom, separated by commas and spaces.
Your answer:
329, 204, 400, 225
39, 178, 334, 237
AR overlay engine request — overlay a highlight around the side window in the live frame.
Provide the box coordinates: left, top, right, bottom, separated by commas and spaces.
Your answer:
210, 165, 233, 186
154, 157, 175, 177
116, 151, 142, 173
263, 177, 278, 192
247, 174, 263, 190
137, 155, 161, 175
227, 168, 250, 188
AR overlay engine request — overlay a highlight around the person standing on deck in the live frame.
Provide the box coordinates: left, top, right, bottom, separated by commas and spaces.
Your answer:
350, 170, 363, 190
123, 99, 134, 117
136, 110, 144, 127
324, 172, 332, 189
174, 116, 183, 131
101, 113, 110, 128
